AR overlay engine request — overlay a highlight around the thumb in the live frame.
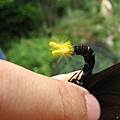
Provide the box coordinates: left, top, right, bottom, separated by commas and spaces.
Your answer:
0, 60, 100, 120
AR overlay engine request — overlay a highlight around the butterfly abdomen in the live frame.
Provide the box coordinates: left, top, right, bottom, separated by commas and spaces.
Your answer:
73, 45, 95, 86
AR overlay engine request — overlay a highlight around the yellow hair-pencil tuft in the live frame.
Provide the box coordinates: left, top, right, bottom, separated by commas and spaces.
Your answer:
49, 41, 74, 57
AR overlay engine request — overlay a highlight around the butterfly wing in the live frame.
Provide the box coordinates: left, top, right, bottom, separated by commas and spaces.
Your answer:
83, 62, 120, 120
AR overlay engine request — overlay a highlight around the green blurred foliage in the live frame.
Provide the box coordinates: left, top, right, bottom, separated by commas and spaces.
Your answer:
7, 37, 57, 76
53, 8, 120, 42
2, 0, 120, 75
114, 37, 120, 59
0, 0, 44, 48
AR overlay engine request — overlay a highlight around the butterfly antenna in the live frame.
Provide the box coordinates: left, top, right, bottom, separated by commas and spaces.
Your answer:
75, 70, 82, 80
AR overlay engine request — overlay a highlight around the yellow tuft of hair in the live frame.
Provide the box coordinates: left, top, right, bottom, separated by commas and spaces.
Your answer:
49, 41, 74, 57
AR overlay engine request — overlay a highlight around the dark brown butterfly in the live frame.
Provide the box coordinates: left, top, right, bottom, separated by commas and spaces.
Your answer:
49, 40, 120, 119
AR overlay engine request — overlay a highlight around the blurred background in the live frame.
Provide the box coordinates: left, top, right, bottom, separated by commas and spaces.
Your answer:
0, 0, 120, 76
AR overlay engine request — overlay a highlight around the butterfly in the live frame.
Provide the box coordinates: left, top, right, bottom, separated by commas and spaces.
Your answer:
49, 40, 120, 120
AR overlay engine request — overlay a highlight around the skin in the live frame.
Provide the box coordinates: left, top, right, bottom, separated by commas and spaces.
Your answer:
0, 60, 100, 120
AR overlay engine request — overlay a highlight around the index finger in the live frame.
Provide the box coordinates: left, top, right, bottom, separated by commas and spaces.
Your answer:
52, 71, 82, 81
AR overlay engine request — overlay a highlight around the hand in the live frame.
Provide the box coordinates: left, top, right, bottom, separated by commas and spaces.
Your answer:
0, 60, 100, 120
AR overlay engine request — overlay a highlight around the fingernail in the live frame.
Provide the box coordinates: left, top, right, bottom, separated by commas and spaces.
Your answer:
85, 94, 101, 120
